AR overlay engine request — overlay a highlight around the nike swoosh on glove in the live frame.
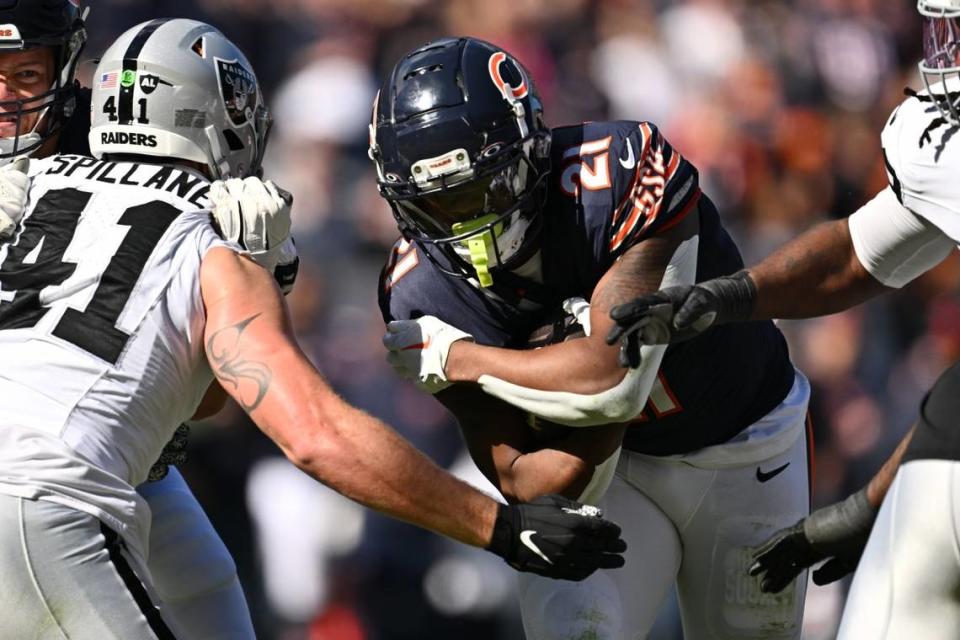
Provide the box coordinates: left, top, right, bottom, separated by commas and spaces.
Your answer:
486, 494, 627, 581
0, 157, 31, 240
382, 316, 472, 394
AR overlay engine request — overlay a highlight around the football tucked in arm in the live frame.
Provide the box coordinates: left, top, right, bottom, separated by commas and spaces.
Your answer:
524, 305, 587, 348
523, 305, 588, 441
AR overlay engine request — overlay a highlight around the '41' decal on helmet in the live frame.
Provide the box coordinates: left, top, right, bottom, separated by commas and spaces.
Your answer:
215, 58, 256, 126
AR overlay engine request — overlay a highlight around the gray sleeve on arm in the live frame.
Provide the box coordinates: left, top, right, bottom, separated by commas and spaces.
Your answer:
848, 187, 955, 289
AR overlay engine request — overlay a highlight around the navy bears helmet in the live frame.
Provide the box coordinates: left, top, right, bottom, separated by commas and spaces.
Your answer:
369, 37, 551, 287
0, 0, 87, 160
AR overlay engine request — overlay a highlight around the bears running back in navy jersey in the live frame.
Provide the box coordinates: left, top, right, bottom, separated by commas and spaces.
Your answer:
380, 121, 795, 455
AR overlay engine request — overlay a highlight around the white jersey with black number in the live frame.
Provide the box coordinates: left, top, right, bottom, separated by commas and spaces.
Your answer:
0, 154, 234, 559
881, 81, 960, 242
844, 84, 960, 289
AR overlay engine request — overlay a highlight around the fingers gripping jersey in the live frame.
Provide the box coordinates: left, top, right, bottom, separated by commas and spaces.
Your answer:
380, 121, 795, 455
0, 154, 235, 559
882, 84, 960, 243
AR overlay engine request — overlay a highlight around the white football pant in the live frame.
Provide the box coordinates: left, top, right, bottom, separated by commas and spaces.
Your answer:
138, 467, 256, 639
837, 459, 960, 639
519, 370, 812, 640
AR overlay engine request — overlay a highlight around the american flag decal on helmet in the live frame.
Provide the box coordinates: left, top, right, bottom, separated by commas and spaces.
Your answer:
98, 72, 118, 89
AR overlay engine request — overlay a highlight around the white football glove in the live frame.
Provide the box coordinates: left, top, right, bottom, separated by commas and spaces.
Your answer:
209, 176, 298, 294
383, 316, 473, 394
562, 296, 592, 337
210, 176, 292, 252
0, 157, 31, 239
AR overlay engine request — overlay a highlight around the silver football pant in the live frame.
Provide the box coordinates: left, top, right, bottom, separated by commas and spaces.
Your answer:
0, 493, 181, 639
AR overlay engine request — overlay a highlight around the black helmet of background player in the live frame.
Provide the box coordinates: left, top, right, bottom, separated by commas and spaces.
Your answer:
0, 0, 86, 160
370, 37, 551, 287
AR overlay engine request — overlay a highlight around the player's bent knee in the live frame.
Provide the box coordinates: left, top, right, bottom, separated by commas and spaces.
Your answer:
140, 471, 238, 599
519, 572, 624, 640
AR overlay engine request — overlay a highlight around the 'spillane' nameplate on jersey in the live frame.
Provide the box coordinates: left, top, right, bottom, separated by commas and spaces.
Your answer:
41, 154, 211, 208
881, 84, 960, 243
380, 121, 795, 456
0, 155, 236, 560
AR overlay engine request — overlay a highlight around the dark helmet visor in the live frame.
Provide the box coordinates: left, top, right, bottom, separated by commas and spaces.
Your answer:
394, 152, 531, 238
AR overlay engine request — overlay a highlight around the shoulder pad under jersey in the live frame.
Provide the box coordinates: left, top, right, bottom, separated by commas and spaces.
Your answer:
551, 120, 700, 260
881, 87, 960, 242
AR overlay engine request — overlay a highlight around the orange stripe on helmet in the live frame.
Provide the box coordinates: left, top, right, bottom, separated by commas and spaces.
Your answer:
488, 51, 528, 101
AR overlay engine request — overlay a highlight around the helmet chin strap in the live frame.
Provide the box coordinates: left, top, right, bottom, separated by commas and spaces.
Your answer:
451, 209, 533, 288
452, 214, 500, 287
0, 82, 60, 165
0, 132, 41, 164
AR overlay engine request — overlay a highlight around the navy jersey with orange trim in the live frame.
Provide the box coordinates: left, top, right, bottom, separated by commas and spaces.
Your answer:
379, 121, 795, 456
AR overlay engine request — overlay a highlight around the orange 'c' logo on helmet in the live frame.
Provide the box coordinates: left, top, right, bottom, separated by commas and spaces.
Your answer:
488, 51, 528, 102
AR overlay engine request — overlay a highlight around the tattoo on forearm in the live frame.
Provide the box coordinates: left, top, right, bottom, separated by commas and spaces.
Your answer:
206, 313, 272, 411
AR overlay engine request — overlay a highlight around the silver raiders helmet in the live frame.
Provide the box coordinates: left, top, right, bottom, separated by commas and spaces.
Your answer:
89, 18, 271, 178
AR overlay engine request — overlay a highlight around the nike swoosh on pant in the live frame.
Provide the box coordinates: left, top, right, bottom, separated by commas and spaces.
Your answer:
756, 462, 790, 483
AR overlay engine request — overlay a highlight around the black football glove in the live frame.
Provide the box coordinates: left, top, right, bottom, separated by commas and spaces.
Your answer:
486, 494, 627, 581
146, 424, 191, 483
749, 489, 878, 593
606, 271, 757, 368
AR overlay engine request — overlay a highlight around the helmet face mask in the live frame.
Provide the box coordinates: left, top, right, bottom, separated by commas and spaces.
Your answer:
918, 0, 960, 123
371, 37, 551, 287
0, 0, 87, 162
388, 136, 542, 233
88, 19, 270, 179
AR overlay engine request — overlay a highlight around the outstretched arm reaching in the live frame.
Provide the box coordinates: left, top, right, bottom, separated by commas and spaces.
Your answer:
606, 188, 955, 360
199, 246, 625, 580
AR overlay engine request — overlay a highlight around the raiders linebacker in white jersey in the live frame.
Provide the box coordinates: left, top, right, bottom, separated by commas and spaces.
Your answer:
0, 4, 295, 638
0, 18, 626, 639
606, 0, 960, 636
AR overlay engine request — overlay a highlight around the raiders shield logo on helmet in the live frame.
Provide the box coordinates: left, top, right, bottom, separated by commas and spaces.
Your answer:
215, 57, 256, 127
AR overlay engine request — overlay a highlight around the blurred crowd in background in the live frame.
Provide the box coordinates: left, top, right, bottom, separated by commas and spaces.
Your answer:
83, 1, 958, 638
